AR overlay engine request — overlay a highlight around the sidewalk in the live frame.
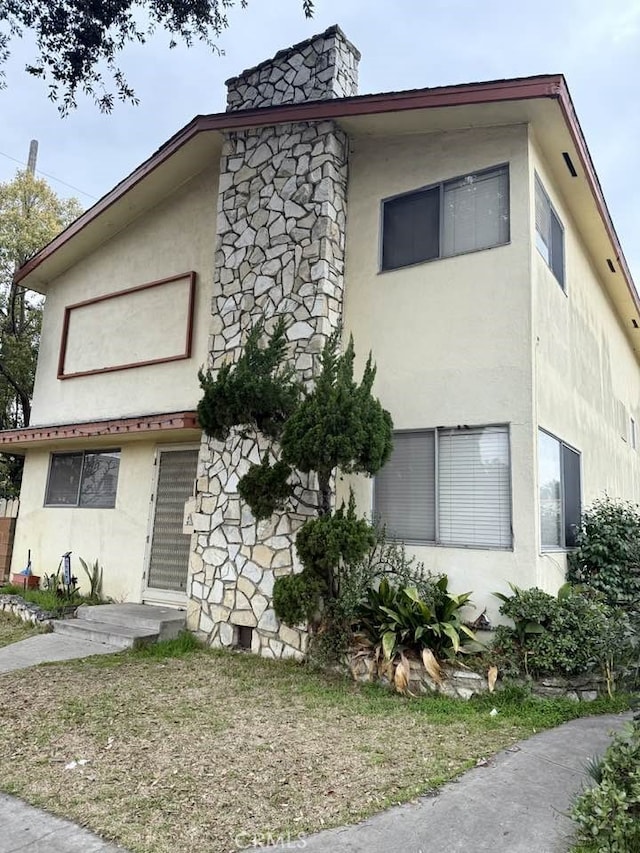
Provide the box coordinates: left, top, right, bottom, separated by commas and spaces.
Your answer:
0, 794, 125, 852
0, 632, 120, 674
266, 712, 631, 853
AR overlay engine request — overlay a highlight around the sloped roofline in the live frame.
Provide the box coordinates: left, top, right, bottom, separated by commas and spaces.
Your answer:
14, 73, 637, 312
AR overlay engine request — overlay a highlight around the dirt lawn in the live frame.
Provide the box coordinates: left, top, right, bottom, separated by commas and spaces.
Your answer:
0, 646, 625, 853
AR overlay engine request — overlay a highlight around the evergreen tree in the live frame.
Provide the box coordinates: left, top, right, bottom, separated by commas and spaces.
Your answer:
198, 320, 393, 624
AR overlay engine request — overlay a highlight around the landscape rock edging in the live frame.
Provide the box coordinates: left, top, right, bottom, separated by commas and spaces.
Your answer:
0, 593, 56, 627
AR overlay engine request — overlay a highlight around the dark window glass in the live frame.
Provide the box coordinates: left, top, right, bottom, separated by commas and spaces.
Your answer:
45, 450, 120, 508
550, 209, 565, 287
45, 453, 83, 505
562, 445, 581, 547
382, 187, 440, 271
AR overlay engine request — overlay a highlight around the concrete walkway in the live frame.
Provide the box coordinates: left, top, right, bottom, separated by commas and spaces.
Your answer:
0, 794, 125, 852
0, 632, 120, 674
266, 712, 631, 853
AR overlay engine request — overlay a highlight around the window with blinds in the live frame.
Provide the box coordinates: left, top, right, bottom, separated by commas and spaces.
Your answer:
438, 427, 511, 548
381, 164, 510, 271
535, 176, 565, 288
374, 426, 512, 549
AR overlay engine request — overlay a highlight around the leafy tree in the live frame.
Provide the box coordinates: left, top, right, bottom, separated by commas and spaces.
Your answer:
198, 320, 393, 624
0, 169, 82, 496
0, 0, 315, 113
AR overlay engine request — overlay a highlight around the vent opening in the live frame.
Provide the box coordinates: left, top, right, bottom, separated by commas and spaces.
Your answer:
607, 259, 616, 273
562, 152, 578, 177
236, 625, 254, 650
633, 319, 639, 329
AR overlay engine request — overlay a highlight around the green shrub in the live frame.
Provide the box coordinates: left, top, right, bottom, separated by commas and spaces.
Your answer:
492, 584, 632, 682
572, 718, 640, 852
568, 496, 640, 609
305, 527, 442, 668
355, 575, 480, 661
273, 571, 322, 626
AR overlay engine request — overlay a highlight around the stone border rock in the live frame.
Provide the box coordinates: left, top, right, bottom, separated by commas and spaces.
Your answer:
347, 649, 608, 701
0, 593, 57, 627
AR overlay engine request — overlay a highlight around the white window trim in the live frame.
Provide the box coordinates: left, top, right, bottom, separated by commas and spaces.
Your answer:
379, 163, 511, 273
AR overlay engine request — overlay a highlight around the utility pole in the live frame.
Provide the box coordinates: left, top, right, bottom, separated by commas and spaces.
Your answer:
26, 140, 38, 175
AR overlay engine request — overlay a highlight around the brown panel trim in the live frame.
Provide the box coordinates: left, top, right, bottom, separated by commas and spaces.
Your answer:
0, 411, 200, 446
57, 271, 197, 380
14, 76, 564, 286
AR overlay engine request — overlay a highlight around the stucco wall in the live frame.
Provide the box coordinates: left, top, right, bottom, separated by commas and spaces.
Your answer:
531, 140, 640, 588
339, 124, 536, 623
10, 442, 157, 602
30, 165, 218, 426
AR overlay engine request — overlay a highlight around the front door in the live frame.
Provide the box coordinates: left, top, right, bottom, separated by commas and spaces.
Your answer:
144, 447, 199, 603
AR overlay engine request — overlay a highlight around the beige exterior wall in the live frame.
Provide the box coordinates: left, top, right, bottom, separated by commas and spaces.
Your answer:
340, 125, 536, 622
30, 164, 218, 426
531, 139, 640, 589
10, 441, 158, 602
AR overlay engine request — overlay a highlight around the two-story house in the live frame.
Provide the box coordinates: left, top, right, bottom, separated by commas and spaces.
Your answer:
2, 26, 639, 659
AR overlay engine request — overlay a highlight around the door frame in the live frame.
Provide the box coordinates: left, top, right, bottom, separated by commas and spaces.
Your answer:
140, 442, 200, 607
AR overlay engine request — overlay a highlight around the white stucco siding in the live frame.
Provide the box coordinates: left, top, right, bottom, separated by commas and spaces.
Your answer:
532, 143, 640, 588
340, 125, 536, 622
10, 442, 157, 602
30, 164, 218, 426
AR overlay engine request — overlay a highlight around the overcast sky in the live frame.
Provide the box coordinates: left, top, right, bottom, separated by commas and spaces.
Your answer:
1, 0, 639, 281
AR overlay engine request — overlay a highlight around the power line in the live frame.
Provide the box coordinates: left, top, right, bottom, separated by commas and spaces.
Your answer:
0, 149, 98, 200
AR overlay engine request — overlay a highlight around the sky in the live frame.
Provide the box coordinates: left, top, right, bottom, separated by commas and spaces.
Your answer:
1, 0, 639, 281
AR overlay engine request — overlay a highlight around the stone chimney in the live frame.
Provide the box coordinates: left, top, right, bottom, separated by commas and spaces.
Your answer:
190, 27, 358, 660
225, 24, 360, 111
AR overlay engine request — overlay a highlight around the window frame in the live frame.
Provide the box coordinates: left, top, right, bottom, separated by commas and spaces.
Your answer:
44, 448, 121, 509
538, 428, 581, 552
379, 163, 511, 273
535, 174, 566, 290
373, 423, 513, 551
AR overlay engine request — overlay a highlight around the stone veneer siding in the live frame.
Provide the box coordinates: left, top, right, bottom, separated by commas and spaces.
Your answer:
226, 25, 360, 111
188, 26, 359, 658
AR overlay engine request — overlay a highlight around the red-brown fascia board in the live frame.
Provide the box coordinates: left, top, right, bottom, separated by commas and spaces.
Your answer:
0, 411, 199, 447
13, 75, 565, 286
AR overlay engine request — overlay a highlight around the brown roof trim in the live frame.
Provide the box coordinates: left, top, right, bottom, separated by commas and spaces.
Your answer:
553, 78, 639, 313
0, 411, 200, 447
14, 75, 563, 286
14, 73, 637, 314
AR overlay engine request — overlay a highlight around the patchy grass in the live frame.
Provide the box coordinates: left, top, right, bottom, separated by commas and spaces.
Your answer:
0, 643, 629, 853
0, 612, 43, 647
0, 584, 85, 614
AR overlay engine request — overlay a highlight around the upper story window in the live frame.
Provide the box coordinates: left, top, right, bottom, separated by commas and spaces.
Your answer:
535, 176, 565, 289
45, 449, 121, 508
374, 425, 512, 549
381, 165, 510, 272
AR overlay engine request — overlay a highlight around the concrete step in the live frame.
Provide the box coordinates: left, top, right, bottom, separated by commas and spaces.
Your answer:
75, 603, 186, 641
54, 618, 158, 650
